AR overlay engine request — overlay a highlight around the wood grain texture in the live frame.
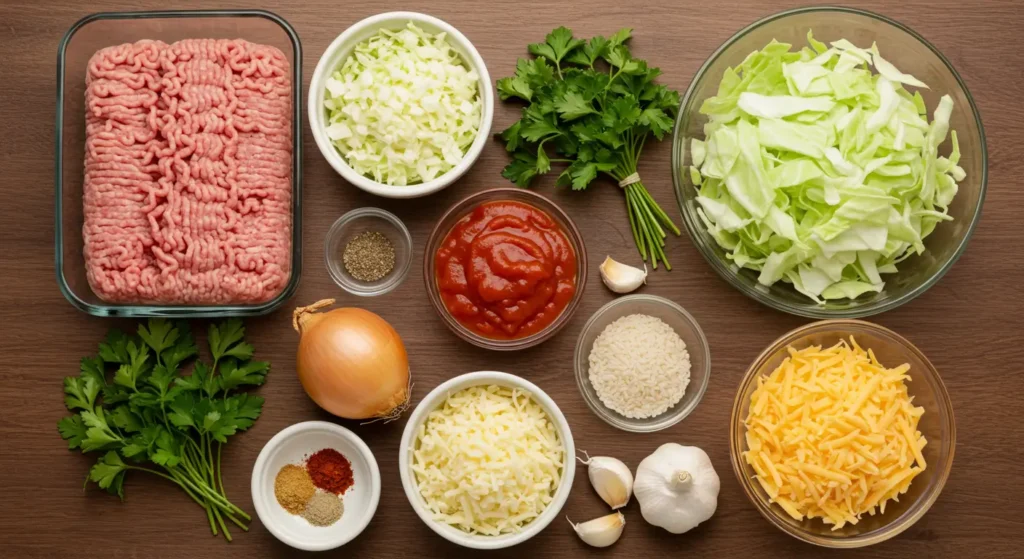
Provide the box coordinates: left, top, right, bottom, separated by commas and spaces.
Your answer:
2, 0, 1023, 557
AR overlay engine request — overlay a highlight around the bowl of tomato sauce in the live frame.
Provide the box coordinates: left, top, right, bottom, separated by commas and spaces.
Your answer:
424, 188, 587, 350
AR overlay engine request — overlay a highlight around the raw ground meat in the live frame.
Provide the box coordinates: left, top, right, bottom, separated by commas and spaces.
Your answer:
83, 39, 293, 305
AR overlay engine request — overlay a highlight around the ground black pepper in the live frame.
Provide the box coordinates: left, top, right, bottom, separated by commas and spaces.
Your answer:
343, 230, 396, 282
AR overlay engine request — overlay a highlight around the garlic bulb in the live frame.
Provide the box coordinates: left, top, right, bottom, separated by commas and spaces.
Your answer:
567, 512, 625, 547
633, 443, 720, 534
577, 451, 633, 509
599, 256, 647, 294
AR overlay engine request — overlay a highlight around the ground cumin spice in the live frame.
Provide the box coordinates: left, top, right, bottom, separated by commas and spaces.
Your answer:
306, 448, 355, 494
274, 464, 317, 514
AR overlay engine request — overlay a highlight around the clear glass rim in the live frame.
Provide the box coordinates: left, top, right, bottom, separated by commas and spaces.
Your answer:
573, 294, 712, 433
54, 9, 303, 317
729, 319, 957, 547
422, 187, 588, 351
324, 207, 413, 297
670, 5, 988, 319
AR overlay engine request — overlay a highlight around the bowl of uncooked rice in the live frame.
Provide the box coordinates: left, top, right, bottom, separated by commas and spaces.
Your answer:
574, 294, 711, 432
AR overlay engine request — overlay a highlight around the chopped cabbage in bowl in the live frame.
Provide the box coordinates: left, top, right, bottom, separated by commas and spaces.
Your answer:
689, 32, 964, 303
324, 22, 483, 186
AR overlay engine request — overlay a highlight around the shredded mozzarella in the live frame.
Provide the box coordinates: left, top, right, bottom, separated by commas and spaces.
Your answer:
411, 385, 564, 536
324, 22, 482, 185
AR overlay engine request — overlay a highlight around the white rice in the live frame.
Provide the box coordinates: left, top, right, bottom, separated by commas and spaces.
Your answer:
588, 313, 691, 419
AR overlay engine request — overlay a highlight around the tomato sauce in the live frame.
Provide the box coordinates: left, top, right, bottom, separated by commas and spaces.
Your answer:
435, 200, 578, 339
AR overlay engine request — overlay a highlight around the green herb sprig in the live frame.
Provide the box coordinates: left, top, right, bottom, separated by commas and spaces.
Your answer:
497, 27, 682, 268
57, 318, 269, 541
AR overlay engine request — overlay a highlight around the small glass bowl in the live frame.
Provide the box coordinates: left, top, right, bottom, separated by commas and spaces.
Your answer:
423, 188, 587, 351
325, 208, 412, 297
573, 295, 711, 432
671, 6, 987, 318
730, 320, 955, 547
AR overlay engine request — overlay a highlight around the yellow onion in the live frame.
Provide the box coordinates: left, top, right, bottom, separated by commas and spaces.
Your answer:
292, 299, 410, 420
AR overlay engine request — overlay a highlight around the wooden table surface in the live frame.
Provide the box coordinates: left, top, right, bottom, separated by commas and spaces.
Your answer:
3, 0, 1022, 557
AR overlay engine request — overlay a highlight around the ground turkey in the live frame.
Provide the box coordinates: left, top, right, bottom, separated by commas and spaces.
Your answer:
83, 39, 293, 305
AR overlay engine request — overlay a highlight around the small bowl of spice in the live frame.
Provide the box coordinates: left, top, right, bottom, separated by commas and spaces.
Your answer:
325, 207, 413, 296
251, 421, 381, 551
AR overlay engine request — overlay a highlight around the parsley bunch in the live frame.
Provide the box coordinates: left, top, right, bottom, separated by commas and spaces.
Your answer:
497, 27, 682, 268
58, 318, 269, 541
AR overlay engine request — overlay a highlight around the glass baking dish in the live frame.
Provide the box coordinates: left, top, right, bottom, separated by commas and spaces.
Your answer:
56, 10, 302, 317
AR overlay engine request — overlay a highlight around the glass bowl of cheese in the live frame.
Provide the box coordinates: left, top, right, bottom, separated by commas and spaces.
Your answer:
398, 371, 574, 549
730, 320, 955, 547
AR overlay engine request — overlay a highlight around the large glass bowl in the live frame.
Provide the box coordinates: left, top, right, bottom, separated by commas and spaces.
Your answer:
730, 320, 955, 547
423, 188, 587, 351
671, 6, 986, 318
56, 10, 302, 317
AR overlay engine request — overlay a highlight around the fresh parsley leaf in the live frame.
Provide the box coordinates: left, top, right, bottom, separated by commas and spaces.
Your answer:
562, 160, 599, 190
80, 409, 123, 452
121, 425, 161, 459
501, 152, 539, 187
149, 428, 181, 467
226, 394, 264, 431
603, 96, 642, 133
138, 319, 178, 355
520, 115, 562, 142
563, 70, 609, 101
497, 76, 532, 102
208, 319, 246, 362
500, 121, 524, 152
528, 26, 584, 66
98, 330, 131, 364
80, 356, 107, 390
609, 27, 633, 47
565, 35, 609, 67
58, 415, 88, 450
218, 359, 270, 392
146, 364, 175, 396
161, 322, 197, 372
109, 405, 143, 433
89, 451, 127, 499
639, 107, 674, 139
554, 91, 596, 120
524, 58, 555, 90
168, 391, 197, 429
63, 375, 100, 412
536, 145, 552, 174
101, 383, 131, 406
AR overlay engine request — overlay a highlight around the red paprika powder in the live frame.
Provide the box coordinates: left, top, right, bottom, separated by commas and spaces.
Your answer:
305, 448, 354, 495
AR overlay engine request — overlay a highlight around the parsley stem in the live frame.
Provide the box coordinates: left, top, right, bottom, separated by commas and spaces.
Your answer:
212, 506, 231, 542
217, 442, 227, 498
624, 189, 644, 260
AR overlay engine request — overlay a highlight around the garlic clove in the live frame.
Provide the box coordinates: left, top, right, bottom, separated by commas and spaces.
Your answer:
599, 256, 647, 294
577, 451, 633, 509
567, 512, 625, 547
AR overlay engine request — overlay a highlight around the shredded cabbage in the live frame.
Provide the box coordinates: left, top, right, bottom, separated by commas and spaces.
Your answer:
690, 31, 964, 303
324, 22, 482, 185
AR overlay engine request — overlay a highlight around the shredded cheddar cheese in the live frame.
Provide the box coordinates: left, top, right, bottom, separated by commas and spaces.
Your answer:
743, 338, 927, 530
411, 385, 564, 536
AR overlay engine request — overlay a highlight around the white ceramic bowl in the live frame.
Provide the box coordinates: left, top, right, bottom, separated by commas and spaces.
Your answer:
308, 11, 494, 199
251, 421, 381, 551
399, 371, 575, 549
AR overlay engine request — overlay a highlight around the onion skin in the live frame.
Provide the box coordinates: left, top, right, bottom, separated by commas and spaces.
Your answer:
294, 301, 410, 420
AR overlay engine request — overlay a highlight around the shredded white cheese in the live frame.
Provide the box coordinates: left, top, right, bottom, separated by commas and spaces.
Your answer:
588, 314, 692, 418
411, 385, 564, 535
